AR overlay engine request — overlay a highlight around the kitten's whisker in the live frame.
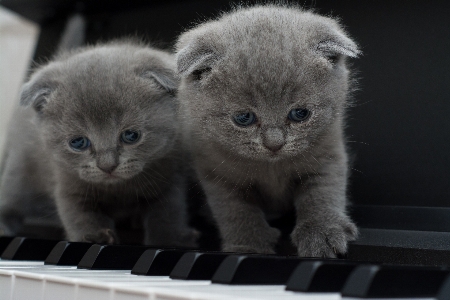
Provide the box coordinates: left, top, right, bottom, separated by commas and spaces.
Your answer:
351, 167, 364, 174
134, 176, 150, 206
137, 174, 158, 200
226, 157, 244, 198
300, 153, 319, 178
290, 157, 304, 186
140, 172, 166, 202
346, 141, 369, 145
188, 152, 233, 195
147, 165, 169, 182
142, 170, 170, 186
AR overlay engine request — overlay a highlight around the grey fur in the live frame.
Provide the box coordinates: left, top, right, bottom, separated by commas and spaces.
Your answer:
176, 4, 359, 257
0, 42, 197, 247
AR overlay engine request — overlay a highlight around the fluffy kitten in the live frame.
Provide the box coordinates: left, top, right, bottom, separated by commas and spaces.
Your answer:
0, 42, 196, 247
176, 5, 360, 257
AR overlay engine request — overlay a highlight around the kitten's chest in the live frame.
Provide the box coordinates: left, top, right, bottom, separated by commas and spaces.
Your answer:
248, 160, 314, 211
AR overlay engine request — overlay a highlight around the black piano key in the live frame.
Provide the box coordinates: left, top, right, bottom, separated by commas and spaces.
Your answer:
0, 236, 14, 254
341, 265, 450, 298
211, 255, 304, 285
286, 260, 358, 292
437, 274, 450, 300
132, 249, 188, 276
45, 241, 92, 265
1, 237, 60, 260
78, 244, 150, 270
170, 252, 229, 280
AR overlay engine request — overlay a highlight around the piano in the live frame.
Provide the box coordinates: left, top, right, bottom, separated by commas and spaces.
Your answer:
2, 235, 450, 299
1, 0, 450, 299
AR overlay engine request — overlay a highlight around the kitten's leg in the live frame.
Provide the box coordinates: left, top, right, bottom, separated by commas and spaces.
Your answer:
54, 184, 117, 244
202, 180, 280, 254
291, 156, 358, 258
0, 154, 32, 235
143, 180, 198, 248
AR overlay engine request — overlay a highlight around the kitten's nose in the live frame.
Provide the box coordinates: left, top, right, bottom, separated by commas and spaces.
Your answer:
98, 164, 118, 174
96, 150, 119, 174
262, 127, 285, 153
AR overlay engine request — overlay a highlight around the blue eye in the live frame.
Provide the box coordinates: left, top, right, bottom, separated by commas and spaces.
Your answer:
69, 137, 90, 151
288, 108, 311, 122
121, 129, 141, 144
233, 112, 256, 126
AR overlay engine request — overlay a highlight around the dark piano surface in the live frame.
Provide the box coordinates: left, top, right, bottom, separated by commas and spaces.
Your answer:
2, 235, 450, 299
2, 0, 450, 279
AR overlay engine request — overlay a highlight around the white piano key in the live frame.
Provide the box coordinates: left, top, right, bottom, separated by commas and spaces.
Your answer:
76, 280, 113, 300
43, 276, 77, 300
0, 258, 344, 300
0, 270, 13, 300
0, 259, 44, 267
113, 288, 152, 300
13, 271, 45, 300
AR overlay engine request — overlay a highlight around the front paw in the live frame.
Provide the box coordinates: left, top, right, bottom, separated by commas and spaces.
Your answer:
291, 216, 358, 258
83, 228, 118, 244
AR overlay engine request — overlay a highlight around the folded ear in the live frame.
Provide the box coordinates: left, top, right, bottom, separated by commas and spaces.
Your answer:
315, 30, 361, 61
141, 69, 179, 96
176, 43, 220, 77
20, 73, 56, 114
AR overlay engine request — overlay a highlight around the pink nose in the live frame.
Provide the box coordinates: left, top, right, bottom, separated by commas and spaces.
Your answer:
262, 127, 285, 153
98, 164, 118, 174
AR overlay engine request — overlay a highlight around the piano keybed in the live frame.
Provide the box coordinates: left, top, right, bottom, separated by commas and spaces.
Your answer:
0, 263, 338, 300
0, 237, 448, 300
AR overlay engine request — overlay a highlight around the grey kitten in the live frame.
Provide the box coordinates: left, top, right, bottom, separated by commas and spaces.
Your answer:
176, 5, 360, 257
0, 41, 196, 247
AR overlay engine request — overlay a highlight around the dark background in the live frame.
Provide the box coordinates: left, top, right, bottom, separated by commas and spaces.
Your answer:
3, 0, 450, 208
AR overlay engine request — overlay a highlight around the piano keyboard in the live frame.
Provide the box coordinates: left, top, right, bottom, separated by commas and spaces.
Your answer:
0, 236, 448, 300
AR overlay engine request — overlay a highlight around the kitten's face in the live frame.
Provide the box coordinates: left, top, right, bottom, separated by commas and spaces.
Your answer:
44, 79, 177, 185
177, 7, 356, 162
24, 45, 178, 184
182, 60, 344, 162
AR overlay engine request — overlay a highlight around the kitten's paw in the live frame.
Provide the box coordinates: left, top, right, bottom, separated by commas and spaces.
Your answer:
83, 228, 118, 244
291, 216, 358, 258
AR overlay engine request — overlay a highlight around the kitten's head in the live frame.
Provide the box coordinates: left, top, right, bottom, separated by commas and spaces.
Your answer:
176, 5, 360, 161
20, 42, 179, 184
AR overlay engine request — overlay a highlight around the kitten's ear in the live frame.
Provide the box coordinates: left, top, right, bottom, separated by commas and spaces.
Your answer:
176, 44, 220, 77
315, 31, 361, 60
20, 73, 55, 113
142, 69, 179, 96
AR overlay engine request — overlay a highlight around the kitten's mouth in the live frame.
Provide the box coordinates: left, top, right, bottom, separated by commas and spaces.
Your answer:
102, 173, 123, 181
267, 151, 282, 161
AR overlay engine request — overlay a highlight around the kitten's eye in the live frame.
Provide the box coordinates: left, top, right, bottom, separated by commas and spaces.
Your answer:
234, 112, 257, 127
288, 108, 311, 122
69, 137, 90, 151
121, 129, 141, 144
191, 67, 212, 81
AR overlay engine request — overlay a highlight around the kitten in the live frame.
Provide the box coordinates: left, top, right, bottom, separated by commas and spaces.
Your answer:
0, 41, 196, 247
175, 5, 360, 257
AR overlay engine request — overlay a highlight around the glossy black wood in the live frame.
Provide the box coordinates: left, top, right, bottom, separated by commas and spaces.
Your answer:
212, 255, 306, 285
45, 241, 93, 265
131, 249, 188, 276
0, 236, 14, 255
78, 244, 150, 270
286, 261, 358, 292
1, 237, 60, 260
170, 252, 229, 280
341, 265, 450, 298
